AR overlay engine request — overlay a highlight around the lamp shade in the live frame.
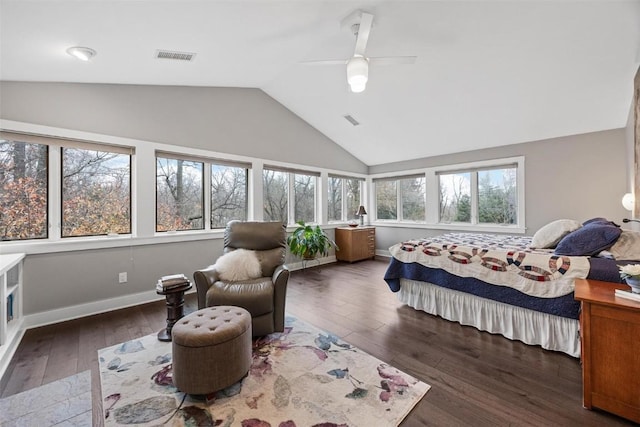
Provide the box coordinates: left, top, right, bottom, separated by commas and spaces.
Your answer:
356, 205, 367, 216
347, 56, 368, 93
622, 193, 635, 211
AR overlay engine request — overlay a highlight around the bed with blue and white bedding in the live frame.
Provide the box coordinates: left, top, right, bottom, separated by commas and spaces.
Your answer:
384, 230, 628, 358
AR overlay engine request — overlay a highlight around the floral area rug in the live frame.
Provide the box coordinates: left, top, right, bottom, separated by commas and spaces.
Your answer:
98, 315, 430, 426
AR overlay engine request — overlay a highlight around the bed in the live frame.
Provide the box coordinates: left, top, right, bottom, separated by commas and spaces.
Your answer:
384, 225, 629, 358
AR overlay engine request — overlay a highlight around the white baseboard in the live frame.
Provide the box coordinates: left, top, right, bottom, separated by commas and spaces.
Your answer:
375, 250, 391, 259
22, 289, 184, 330
20, 259, 337, 330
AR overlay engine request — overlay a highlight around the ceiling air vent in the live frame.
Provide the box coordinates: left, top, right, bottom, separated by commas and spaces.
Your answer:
344, 115, 360, 126
155, 50, 196, 61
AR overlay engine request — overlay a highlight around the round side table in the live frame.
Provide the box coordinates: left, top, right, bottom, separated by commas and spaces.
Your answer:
156, 282, 192, 342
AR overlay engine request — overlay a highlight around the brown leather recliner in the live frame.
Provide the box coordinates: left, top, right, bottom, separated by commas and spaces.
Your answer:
193, 220, 290, 337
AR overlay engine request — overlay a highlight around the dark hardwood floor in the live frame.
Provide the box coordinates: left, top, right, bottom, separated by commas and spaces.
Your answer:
1, 260, 635, 426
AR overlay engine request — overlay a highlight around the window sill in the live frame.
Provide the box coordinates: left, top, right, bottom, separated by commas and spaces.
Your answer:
372, 221, 526, 234
1, 230, 225, 255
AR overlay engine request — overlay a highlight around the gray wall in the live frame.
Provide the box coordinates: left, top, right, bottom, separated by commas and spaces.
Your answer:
0, 81, 367, 173
23, 239, 221, 314
372, 129, 629, 251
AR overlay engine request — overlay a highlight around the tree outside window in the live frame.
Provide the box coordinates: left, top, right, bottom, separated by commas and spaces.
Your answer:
376, 180, 397, 220
401, 177, 426, 221
211, 164, 248, 228
439, 167, 518, 225
439, 172, 471, 223
328, 177, 362, 222
294, 173, 315, 223
156, 157, 203, 231
328, 177, 342, 222
478, 167, 517, 224
62, 147, 131, 237
263, 169, 288, 223
0, 139, 48, 240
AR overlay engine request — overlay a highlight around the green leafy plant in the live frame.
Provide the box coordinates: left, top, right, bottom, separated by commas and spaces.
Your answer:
287, 221, 338, 260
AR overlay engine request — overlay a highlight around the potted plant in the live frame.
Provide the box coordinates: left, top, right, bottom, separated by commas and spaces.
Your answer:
287, 221, 338, 260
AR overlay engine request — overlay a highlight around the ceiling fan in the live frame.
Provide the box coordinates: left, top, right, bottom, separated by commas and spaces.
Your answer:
303, 10, 417, 93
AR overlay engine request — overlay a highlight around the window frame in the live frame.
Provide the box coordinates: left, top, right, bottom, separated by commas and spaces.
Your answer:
61, 145, 133, 238
374, 174, 426, 223
155, 151, 251, 233
155, 154, 205, 233
372, 156, 525, 233
210, 163, 249, 229
263, 166, 319, 225
0, 136, 49, 241
327, 175, 364, 223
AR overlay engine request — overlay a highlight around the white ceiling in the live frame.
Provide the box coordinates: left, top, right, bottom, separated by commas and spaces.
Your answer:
1, 1, 639, 166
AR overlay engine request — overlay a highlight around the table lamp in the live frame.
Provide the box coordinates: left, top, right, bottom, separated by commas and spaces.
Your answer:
356, 205, 367, 226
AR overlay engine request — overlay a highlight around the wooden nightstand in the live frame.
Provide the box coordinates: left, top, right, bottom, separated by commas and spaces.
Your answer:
574, 278, 640, 424
335, 226, 375, 262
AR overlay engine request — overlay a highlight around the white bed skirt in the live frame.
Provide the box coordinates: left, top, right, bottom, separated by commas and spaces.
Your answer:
397, 279, 580, 358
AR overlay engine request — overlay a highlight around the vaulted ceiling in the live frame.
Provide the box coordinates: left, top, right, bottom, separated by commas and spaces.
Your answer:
1, 1, 639, 166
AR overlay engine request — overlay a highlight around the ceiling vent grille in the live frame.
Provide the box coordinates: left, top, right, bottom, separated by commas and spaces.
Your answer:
155, 50, 196, 61
344, 115, 360, 126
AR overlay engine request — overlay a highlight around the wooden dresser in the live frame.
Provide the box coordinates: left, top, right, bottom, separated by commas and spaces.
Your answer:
335, 226, 375, 262
574, 278, 640, 424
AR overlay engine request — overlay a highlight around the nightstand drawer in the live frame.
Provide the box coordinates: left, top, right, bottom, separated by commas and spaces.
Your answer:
335, 227, 376, 263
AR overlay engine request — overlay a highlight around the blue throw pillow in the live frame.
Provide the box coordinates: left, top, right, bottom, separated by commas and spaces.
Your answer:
555, 223, 622, 256
582, 217, 620, 227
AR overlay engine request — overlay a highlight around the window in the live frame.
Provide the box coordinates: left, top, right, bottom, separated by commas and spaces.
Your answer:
294, 173, 315, 223
211, 164, 248, 228
478, 167, 517, 224
376, 180, 397, 220
263, 167, 318, 224
438, 164, 518, 225
328, 176, 362, 222
328, 177, 342, 221
263, 169, 288, 223
345, 178, 361, 220
401, 176, 426, 221
375, 175, 425, 222
438, 172, 471, 223
62, 147, 131, 237
156, 156, 203, 231
0, 138, 48, 240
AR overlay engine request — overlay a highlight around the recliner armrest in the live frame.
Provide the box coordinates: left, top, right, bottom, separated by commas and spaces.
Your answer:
272, 264, 289, 287
272, 264, 290, 332
193, 266, 220, 309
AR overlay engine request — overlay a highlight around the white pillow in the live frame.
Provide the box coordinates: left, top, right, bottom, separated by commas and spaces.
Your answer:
530, 219, 582, 249
609, 230, 640, 260
214, 249, 262, 281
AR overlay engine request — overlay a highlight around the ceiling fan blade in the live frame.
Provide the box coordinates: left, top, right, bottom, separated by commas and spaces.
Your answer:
300, 59, 348, 66
353, 12, 373, 57
368, 56, 417, 66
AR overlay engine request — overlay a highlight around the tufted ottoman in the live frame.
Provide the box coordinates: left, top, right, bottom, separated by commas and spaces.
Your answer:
171, 306, 252, 395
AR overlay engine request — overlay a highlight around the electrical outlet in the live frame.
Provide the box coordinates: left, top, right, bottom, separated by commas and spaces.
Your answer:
118, 272, 127, 283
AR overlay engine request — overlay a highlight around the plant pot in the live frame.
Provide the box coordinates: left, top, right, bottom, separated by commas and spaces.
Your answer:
625, 277, 640, 294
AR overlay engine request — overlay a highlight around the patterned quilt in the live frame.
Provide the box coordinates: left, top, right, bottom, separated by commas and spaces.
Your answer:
389, 233, 590, 298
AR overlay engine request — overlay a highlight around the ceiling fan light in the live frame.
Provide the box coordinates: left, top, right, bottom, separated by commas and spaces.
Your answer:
66, 46, 96, 61
349, 79, 367, 93
347, 56, 368, 93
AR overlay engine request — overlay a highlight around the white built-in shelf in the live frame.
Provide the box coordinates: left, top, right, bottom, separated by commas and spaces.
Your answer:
0, 253, 25, 380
